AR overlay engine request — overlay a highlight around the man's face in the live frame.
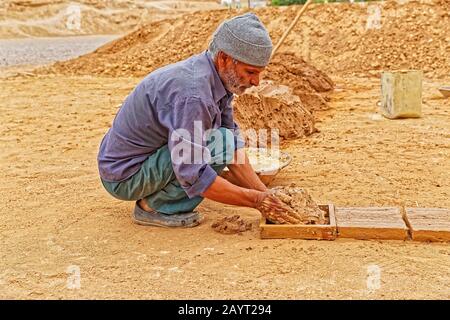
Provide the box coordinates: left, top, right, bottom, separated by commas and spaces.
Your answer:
216, 52, 265, 95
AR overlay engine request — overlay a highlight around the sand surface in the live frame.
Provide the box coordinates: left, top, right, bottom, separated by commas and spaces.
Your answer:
1, 74, 449, 299
0, 0, 449, 300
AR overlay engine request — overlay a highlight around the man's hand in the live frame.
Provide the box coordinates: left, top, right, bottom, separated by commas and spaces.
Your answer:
255, 192, 302, 224
201, 177, 302, 225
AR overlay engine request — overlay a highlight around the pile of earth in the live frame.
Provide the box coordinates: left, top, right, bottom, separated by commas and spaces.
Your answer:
233, 81, 318, 140
46, 0, 449, 79
211, 215, 253, 235
271, 0, 449, 78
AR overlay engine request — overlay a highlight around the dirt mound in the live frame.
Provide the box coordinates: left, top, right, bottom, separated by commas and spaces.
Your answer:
211, 215, 252, 234
274, 0, 449, 78
46, 10, 233, 76
266, 52, 334, 111
234, 81, 317, 139
46, 0, 448, 79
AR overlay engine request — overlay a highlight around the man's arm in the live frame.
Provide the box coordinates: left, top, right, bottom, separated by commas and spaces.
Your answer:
226, 148, 267, 192
201, 175, 299, 224
201, 175, 265, 208
220, 98, 266, 192
160, 96, 220, 199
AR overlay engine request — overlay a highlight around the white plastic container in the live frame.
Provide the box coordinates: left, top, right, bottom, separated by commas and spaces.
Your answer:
381, 70, 422, 119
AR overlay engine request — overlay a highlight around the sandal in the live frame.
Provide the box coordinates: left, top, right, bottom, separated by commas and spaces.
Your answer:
132, 201, 202, 228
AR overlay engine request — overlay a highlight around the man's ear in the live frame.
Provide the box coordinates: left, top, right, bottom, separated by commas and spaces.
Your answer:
217, 51, 231, 69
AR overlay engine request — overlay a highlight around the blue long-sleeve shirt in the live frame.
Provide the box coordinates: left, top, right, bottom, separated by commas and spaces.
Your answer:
97, 51, 244, 198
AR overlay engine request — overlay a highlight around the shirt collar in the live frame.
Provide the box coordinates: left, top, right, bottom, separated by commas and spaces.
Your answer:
205, 50, 230, 103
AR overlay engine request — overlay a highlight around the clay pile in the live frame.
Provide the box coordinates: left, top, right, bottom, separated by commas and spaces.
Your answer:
265, 52, 334, 112
265, 0, 449, 78
211, 215, 252, 234
234, 81, 317, 140
263, 185, 327, 225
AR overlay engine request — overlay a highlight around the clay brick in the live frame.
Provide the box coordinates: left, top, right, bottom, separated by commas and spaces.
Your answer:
405, 208, 450, 242
335, 207, 409, 240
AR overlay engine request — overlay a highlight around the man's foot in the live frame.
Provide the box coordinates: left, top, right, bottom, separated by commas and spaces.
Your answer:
138, 199, 155, 212
132, 201, 202, 228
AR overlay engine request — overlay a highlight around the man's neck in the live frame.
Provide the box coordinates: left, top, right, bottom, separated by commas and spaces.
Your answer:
208, 50, 233, 96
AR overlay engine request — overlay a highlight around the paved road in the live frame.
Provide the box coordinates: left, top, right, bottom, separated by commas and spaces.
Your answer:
0, 35, 118, 67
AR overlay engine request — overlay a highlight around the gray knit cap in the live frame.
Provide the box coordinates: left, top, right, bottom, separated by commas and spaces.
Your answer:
208, 13, 273, 67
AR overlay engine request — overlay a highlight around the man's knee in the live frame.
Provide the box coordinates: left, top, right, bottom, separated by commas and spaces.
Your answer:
218, 127, 235, 164
101, 178, 136, 201
206, 127, 235, 164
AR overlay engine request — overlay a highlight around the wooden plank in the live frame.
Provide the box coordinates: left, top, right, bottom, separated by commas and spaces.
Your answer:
260, 204, 337, 240
335, 207, 409, 240
406, 208, 450, 242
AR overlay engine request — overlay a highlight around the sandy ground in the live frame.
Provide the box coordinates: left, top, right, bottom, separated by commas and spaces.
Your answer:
1, 73, 449, 299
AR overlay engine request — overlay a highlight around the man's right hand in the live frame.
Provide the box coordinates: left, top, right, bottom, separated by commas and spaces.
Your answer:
202, 177, 301, 224
255, 192, 302, 224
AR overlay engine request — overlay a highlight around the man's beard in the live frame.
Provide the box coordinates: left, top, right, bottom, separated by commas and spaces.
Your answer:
222, 67, 249, 95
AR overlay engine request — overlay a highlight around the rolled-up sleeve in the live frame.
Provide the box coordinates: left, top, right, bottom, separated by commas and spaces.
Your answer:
221, 97, 245, 150
158, 96, 218, 198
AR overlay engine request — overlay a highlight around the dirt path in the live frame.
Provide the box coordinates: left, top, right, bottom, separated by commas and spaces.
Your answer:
0, 35, 118, 67
0, 74, 449, 299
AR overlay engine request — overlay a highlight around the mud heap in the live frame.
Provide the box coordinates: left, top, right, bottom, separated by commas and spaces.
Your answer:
47, 10, 232, 75
266, 52, 334, 112
266, 0, 449, 78
263, 185, 327, 225
211, 215, 253, 235
234, 81, 317, 140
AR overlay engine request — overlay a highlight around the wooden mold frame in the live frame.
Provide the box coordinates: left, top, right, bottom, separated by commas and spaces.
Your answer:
260, 204, 337, 240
